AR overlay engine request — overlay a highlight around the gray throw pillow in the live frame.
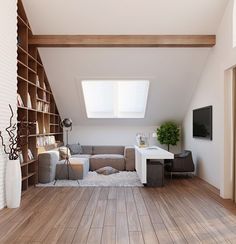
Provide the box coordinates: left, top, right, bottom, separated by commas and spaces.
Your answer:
67, 143, 83, 155
96, 166, 119, 175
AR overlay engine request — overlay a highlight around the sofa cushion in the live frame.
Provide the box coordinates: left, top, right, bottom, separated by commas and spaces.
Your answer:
91, 154, 124, 159
92, 146, 124, 155
96, 166, 119, 175
72, 154, 91, 159
81, 146, 93, 155
67, 143, 83, 155
90, 155, 125, 171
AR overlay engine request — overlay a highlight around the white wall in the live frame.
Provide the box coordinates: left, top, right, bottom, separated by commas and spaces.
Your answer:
183, 0, 236, 196
69, 126, 182, 154
0, 0, 17, 209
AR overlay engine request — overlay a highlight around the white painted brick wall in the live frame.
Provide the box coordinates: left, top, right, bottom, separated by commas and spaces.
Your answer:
0, 0, 17, 209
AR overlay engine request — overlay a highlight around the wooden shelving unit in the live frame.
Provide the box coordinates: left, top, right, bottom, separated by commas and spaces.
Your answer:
17, 0, 63, 193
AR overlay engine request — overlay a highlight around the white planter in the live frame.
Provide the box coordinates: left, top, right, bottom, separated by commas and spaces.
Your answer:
5, 159, 22, 208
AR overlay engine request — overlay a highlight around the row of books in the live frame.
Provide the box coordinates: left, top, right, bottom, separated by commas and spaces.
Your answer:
17, 93, 32, 108
36, 76, 47, 90
37, 101, 49, 112
36, 92, 47, 101
19, 149, 34, 163
37, 136, 56, 147
18, 93, 49, 112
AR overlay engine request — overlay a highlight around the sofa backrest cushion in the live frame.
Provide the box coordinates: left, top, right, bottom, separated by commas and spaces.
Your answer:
92, 146, 124, 155
81, 146, 93, 155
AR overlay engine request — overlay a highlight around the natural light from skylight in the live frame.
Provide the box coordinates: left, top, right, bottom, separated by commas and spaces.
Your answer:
82, 80, 149, 118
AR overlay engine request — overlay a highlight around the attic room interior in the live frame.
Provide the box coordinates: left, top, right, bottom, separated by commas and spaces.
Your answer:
0, 0, 236, 243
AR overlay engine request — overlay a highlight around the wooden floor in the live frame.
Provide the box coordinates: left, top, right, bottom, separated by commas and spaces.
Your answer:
1, 177, 236, 243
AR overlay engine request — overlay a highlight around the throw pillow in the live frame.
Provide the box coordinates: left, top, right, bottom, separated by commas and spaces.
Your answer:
59, 146, 71, 160
67, 143, 83, 155
96, 166, 119, 175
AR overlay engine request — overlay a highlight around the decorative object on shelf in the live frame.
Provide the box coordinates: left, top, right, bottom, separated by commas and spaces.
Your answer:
0, 105, 32, 208
156, 121, 180, 151
54, 118, 79, 185
136, 133, 149, 147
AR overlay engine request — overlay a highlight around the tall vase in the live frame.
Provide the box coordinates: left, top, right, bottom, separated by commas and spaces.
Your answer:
5, 159, 22, 208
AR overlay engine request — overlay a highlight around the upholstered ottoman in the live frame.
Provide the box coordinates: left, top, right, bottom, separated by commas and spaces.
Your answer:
56, 157, 89, 180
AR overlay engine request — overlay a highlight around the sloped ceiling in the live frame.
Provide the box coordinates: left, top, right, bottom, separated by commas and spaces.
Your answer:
22, 0, 228, 126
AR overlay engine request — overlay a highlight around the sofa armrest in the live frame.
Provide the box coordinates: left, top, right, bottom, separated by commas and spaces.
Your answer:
124, 146, 135, 171
38, 150, 60, 183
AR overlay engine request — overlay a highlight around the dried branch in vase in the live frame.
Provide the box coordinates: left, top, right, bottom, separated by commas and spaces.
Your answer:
0, 104, 34, 160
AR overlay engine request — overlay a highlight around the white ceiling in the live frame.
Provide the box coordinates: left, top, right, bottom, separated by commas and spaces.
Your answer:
22, 0, 228, 35
22, 0, 228, 126
39, 48, 210, 126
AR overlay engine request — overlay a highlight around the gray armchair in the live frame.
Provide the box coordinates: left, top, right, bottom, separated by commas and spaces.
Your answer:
164, 150, 195, 178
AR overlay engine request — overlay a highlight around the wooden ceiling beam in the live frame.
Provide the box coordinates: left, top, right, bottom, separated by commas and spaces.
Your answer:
29, 35, 216, 48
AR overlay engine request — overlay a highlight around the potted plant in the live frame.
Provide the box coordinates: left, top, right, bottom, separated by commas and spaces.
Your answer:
0, 104, 31, 208
156, 121, 180, 151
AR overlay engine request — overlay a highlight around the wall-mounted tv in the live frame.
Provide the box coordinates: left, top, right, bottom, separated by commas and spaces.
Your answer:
193, 106, 212, 140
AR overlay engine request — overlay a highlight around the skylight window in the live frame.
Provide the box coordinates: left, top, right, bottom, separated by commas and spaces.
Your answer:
82, 80, 149, 118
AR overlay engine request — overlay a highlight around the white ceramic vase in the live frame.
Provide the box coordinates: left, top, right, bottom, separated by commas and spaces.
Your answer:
5, 159, 22, 208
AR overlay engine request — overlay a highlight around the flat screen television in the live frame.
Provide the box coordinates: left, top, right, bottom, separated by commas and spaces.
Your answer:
193, 106, 212, 140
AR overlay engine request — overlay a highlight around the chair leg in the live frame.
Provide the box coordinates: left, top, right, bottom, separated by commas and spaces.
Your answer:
171, 172, 172, 180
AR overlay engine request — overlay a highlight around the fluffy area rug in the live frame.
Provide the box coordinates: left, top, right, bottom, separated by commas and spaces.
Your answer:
37, 171, 143, 187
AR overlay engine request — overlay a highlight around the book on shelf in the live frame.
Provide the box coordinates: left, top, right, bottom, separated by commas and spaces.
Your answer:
28, 149, 34, 160
37, 101, 43, 111
44, 104, 49, 113
27, 92, 32, 109
36, 75, 40, 87
36, 121, 39, 134
42, 82, 46, 90
43, 92, 46, 101
17, 93, 24, 107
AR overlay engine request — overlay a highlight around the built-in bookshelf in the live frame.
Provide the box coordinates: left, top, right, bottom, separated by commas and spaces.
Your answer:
17, 0, 63, 193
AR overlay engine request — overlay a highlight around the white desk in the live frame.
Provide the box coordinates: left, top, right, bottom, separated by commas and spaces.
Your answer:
135, 145, 174, 184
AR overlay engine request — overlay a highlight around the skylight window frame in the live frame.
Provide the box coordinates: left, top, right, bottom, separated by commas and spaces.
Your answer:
81, 80, 149, 119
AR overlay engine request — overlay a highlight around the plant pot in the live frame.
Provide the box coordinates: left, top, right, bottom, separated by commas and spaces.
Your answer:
5, 159, 22, 208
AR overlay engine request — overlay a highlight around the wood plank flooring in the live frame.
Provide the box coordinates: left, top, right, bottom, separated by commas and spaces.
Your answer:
1, 177, 236, 243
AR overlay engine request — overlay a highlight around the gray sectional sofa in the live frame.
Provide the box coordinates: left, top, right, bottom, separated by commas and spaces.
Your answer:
38, 145, 135, 183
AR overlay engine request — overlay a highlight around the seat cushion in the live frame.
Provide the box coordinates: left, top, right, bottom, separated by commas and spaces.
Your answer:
71, 154, 91, 159
90, 154, 125, 171
91, 154, 124, 159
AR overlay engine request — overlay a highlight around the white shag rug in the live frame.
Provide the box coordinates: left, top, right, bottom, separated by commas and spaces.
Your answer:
37, 171, 143, 187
